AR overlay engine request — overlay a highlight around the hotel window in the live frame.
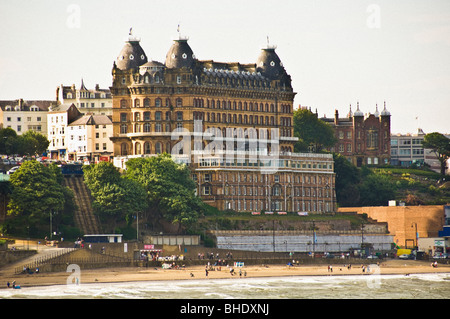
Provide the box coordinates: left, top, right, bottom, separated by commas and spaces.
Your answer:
366, 130, 379, 149
144, 98, 150, 107
120, 113, 127, 122
155, 123, 162, 132
177, 112, 183, 121
177, 76, 181, 84
155, 142, 162, 154
203, 185, 212, 195
143, 123, 151, 132
155, 111, 161, 121
103, 143, 107, 150
155, 98, 161, 107
176, 98, 183, 107
120, 124, 127, 134
144, 142, 151, 154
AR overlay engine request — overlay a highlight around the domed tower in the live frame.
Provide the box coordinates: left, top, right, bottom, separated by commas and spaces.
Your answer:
165, 37, 196, 69
256, 44, 292, 89
116, 28, 148, 71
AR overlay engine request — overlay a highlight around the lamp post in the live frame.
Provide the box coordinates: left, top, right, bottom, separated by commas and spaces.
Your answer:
411, 222, 418, 249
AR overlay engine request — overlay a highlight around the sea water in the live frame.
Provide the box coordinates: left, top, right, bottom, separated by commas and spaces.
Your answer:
1, 273, 449, 299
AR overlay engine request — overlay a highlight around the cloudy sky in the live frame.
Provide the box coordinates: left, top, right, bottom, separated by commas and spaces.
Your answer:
1, 0, 449, 134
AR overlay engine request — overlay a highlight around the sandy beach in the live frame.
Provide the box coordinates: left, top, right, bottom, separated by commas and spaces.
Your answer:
1, 259, 449, 289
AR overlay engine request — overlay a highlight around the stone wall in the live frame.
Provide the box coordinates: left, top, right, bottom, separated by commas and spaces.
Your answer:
338, 205, 445, 248
210, 230, 393, 253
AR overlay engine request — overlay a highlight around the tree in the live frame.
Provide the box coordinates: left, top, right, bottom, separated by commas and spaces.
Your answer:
358, 173, 396, 206
125, 154, 204, 232
333, 153, 361, 206
0, 128, 19, 155
83, 162, 148, 230
7, 160, 66, 233
21, 130, 50, 156
0, 128, 49, 156
293, 108, 337, 152
422, 132, 450, 176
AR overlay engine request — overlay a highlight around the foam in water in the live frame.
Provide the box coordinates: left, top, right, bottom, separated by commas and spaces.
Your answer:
1, 273, 449, 299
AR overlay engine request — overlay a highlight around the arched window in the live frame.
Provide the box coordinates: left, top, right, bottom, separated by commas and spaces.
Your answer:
120, 99, 127, 108
120, 124, 127, 134
143, 123, 151, 132
121, 143, 129, 155
135, 142, 141, 155
144, 142, 151, 154
134, 99, 140, 108
134, 112, 140, 121
144, 98, 150, 107
155, 142, 162, 154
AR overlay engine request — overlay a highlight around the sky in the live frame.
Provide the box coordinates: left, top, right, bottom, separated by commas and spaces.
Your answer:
0, 0, 449, 135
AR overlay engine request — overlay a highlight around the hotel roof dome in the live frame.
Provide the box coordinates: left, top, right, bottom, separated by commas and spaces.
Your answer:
165, 37, 196, 69
116, 29, 148, 71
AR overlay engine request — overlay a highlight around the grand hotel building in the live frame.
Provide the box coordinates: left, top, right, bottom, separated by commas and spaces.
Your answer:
110, 31, 336, 213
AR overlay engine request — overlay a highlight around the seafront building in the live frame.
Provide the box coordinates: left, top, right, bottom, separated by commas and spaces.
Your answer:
0, 99, 53, 137
109, 30, 336, 213
67, 114, 114, 163
58, 80, 113, 116
390, 129, 425, 167
321, 103, 391, 167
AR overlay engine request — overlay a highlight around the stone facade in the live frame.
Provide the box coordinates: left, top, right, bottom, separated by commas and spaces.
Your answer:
338, 205, 445, 248
109, 30, 336, 213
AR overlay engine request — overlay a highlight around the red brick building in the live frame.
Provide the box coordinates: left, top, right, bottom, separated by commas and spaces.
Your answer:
321, 102, 391, 167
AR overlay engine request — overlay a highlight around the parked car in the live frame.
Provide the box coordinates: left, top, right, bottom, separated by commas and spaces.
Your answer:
366, 255, 379, 259
433, 253, 449, 259
398, 254, 415, 260
7, 166, 20, 175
